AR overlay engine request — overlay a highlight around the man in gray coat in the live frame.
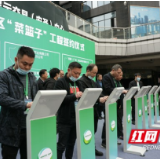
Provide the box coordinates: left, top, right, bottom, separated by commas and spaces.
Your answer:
0, 46, 38, 159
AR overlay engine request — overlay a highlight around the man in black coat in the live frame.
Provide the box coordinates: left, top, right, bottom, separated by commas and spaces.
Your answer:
101, 64, 127, 147
43, 68, 60, 90
79, 64, 108, 156
54, 62, 83, 159
0, 46, 38, 159
37, 69, 48, 90
129, 73, 143, 125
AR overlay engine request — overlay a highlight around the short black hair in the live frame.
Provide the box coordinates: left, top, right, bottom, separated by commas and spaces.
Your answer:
135, 73, 141, 77
97, 73, 102, 78
39, 69, 47, 77
49, 68, 60, 78
17, 46, 35, 59
68, 62, 82, 69
86, 64, 97, 71
111, 64, 122, 71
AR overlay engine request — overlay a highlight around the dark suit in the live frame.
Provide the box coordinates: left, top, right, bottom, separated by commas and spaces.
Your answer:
43, 78, 56, 90
102, 73, 115, 96
79, 74, 102, 133
129, 80, 143, 121
37, 78, 44, 90
102, 72, 123, 142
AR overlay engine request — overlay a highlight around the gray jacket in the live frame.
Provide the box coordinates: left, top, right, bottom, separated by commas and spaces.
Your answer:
0, 65, 38, 147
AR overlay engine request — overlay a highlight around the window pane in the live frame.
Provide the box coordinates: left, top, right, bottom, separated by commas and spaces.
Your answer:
92, 1, 98, 8
86, 1, 92, 8
86, 19, 91, 23
105, 11, 116, 19
105, 13, 112, 19
99, 20, 105, 31
82, 1, 91, 12
105, 19, 111, 27
92, 15, 104, 23
98, 1, 104, 7
99, 20, 105, 27
104, 1, 110, 5
93, 22, 98, 27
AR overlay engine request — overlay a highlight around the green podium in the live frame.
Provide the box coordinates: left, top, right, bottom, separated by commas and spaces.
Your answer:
105, 87, 124, 159
154, 86, 160, 124
27, 90, 67, 159
142, 86, 152, 129
124, 87, 147, 156
135, 87, 149, 129
76, 88, 102, 159
148, 86, 160, 128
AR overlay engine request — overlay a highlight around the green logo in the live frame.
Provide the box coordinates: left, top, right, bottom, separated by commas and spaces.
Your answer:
111, 121, 115, 131
139, 110, 142, 117
127, 114, 131, 123
145, 106, 148, 112
38, 148, 52, 159
84, 130, 92, 144
151, 104, 154, 108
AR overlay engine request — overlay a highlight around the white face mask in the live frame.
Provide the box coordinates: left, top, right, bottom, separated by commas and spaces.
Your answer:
69, 76, 79, 82
88, 76, 94, 80
16, 60, 30, 75
137, 77, 141, 82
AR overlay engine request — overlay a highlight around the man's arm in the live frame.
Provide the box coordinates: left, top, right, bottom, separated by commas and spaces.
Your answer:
54, 80, 77, 104
0, 73, 27, 111
102, 75, 114, 95
78, 80, 87, 92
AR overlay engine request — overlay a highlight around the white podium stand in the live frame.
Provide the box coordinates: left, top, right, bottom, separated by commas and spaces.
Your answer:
148, 86, 160, 128
76, 88, 102, 159
105, 87, 124, 159
154, 86, 160, 124
123, 87, 146, 156
27, 90, 67, 159
142, 86, 152, 129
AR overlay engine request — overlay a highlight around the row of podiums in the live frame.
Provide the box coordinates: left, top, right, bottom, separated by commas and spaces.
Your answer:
26, 86, 160, 159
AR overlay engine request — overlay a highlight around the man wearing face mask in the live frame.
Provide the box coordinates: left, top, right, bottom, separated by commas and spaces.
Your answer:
0, 46, 38, 159
129, 73, 143, 125
43, 68, 60, 90
54, 62, 83, 159
79, 64, 108, 156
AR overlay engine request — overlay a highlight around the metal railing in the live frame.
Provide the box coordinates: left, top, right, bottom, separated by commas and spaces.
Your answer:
52, 2, 160, 39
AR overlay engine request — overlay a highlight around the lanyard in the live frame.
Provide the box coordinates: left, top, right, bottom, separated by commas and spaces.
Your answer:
113, 78, 122, 88
24, 74, 29, 99
70, 82, 77, 94
13, 66, 29, 99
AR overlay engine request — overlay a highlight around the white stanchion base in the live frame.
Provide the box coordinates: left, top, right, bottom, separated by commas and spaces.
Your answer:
116, 157, 123, 159
155, 120, 160, 124
126, 145, 146, 156
150, 124, 160, 128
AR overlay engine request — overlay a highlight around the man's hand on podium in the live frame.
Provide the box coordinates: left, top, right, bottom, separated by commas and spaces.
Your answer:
26, 102, 33, 108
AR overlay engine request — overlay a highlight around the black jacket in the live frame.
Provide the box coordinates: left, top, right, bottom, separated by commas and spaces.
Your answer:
37, 78, 44, 90
43, 78, 56, 90
0, 65, 38, 147
78, 74, 103, 117
54, 73, 82, 125
129, 80, 143, 89
102, 72, 116, 96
